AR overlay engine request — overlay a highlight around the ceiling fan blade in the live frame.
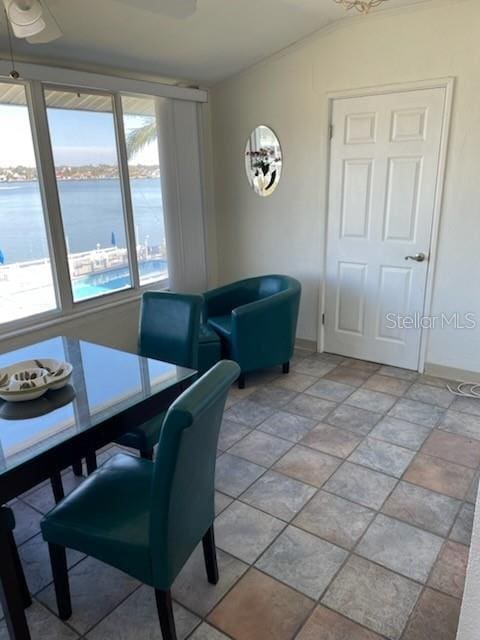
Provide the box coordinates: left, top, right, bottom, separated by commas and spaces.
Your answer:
27, 0, 61, 42
114, 0, 197, 19
26, 17, 61, 43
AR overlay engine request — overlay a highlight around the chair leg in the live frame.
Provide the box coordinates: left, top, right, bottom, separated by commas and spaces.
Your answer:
72, 460, 83, 476
48, 543, 72, 620
85, 451, 97, 475
140, 449, 154, 461
202, 525, 219, 585
7, 529, 31, 609
0, 521, 31, 640
50, 473, 65, 504
282, 361, 290, 374
154, 589, 177, 640
238, 373, 246, 389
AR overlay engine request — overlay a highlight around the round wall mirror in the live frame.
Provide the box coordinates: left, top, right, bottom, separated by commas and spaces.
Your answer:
245, 125, 282, 197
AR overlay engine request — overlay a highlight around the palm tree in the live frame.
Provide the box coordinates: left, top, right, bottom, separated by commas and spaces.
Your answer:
126, 118, 157, 160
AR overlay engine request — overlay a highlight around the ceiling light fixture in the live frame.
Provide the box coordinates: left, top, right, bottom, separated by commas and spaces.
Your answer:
333, 0, 390, 14
3, 0, 45, 38
2, 0, 61, 43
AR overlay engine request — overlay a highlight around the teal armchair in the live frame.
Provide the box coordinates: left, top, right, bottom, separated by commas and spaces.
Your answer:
203, 275, 301, 387
40, 360, 240, 640
116, 290, 203, 459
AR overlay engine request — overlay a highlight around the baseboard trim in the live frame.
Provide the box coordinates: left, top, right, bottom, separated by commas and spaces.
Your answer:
292, 343, 480, 382
295, 338, 317, 352
425, 362, 480, 383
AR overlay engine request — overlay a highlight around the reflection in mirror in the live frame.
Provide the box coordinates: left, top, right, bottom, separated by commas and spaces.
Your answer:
245, 125, 282, 197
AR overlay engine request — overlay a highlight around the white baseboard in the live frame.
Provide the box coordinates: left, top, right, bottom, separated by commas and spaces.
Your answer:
293, 340, 480, 382
292, 342, 480, 383
295, 338, 317, 352
424, 362, 480, 383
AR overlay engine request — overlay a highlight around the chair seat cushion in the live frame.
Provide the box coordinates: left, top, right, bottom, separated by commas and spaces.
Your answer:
41, 454, 155, 586
207, 315, 232, 339
116, 412, 165, 452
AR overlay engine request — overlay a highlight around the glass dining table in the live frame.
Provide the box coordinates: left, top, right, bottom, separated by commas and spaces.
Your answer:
0, 336, 196, 640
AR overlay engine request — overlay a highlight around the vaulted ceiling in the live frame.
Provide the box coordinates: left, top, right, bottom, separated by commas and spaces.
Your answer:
0, 0, 435, 85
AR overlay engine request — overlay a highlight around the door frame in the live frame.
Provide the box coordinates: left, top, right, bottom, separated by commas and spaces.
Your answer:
319, 77, 455, 372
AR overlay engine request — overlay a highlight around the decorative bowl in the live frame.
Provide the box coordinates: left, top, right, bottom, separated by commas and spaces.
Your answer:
0, 359, 73, 403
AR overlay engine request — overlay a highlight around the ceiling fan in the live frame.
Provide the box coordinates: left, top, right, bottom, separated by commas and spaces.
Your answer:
2, 0, 198, 47
2, 0, 61, 43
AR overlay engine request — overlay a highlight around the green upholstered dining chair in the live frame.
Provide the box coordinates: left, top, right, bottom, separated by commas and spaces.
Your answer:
115, 290, 203, 460
40, 360, 240, 640
203, 274, 301, 388
0, 507, 32, 638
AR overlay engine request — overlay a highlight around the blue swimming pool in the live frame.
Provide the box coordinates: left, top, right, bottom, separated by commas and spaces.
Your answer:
72, 259, 168, 301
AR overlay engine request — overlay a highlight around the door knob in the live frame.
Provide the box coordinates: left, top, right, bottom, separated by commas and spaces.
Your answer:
405, 252, 427, 262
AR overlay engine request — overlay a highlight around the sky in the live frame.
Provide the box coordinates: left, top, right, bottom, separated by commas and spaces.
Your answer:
0, 104, 158, 168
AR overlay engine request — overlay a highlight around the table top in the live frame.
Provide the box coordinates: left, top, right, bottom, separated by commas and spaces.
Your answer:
0, 337, 195, 477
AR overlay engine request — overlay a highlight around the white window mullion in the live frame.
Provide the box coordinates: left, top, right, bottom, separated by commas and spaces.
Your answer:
113, 93, 140, 290
27, 80, 74, 312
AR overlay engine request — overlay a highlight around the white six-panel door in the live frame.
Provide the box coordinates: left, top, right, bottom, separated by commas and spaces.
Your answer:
324, 88, 446, 369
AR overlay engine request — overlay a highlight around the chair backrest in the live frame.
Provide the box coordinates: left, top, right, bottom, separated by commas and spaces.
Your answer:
257, 274, 299, 299
149, 360, 240, 589
138, 291, 203, 369
223, 274, 299, 303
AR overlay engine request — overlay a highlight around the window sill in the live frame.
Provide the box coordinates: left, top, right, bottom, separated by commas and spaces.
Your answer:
0, 280, 168, 346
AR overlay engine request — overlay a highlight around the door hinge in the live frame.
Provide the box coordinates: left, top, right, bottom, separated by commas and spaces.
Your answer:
329, 124, 334, 140
322, 313, 325, 325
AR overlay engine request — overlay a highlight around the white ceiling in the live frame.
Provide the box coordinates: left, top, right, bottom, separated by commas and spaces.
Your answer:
0, 0, 433, 86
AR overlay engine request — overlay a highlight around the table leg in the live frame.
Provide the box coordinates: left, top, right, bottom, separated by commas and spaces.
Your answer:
7, 529, 31, 609
72, 460, 83, 477
50, 473, 65, 504
85, 452, 97, 475
0, 519, 31, 640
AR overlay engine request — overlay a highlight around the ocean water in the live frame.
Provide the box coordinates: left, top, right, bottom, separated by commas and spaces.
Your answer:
0, 178, 165, 264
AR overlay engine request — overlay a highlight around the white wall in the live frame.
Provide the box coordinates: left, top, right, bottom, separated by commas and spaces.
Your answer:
0, 299, 140, 355
209, 0, 480, 373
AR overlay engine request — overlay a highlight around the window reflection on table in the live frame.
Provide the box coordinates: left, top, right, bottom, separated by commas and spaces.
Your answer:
0, 337, 191, 472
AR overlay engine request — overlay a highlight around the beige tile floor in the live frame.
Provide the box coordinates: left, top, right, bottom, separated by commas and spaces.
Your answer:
1, 348, 478, 640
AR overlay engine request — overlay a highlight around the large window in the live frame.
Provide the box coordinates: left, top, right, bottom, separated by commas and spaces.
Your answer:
0, 80, 169, 328
0, 82, 57, 323
45, 89, 133, 302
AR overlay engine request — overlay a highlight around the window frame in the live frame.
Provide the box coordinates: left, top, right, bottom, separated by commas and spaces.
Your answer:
0, 78, 170, 337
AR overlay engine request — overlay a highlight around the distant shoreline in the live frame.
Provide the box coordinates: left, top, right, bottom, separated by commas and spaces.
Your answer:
0, 167, 160, 183
0, 176, 160, 184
